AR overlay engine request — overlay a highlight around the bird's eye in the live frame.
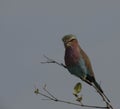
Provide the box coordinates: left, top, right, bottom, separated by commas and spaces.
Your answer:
69, 39, 75, 42
65, 39, 75, 44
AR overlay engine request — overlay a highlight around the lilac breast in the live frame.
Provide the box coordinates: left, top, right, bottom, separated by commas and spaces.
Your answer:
65, 46, 80, 66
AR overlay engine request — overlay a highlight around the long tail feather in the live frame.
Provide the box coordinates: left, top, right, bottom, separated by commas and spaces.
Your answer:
94, 81, 103, 93
94, 80, 110, 102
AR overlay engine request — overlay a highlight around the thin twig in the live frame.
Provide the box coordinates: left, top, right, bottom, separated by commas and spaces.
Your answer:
41, 55, 67, 68
43, 84, 58, 101
34, 86, 108, 109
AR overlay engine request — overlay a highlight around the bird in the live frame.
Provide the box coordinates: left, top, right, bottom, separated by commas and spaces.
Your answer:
62, 34, 110, 102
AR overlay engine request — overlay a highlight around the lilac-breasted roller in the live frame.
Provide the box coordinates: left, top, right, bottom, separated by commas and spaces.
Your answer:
62, 34, 109, 101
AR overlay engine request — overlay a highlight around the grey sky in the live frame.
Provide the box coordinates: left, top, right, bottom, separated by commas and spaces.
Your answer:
0, 0, 120, 109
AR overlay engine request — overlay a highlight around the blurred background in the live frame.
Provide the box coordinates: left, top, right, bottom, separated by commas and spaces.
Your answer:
0, 0, 120, 109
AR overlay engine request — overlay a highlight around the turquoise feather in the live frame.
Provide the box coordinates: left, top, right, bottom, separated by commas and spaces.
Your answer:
67, 58, 89, 80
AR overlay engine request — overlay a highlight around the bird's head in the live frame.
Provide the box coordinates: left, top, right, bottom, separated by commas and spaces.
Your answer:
62, 34, 78, 48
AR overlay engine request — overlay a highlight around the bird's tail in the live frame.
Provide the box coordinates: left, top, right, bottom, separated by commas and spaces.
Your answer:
94, 80, 103, 93
94, 80, 110, 102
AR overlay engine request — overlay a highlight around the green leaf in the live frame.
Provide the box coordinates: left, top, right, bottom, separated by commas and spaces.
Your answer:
73, 82, 82, 95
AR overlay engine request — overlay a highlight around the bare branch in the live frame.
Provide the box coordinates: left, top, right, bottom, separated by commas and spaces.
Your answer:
43, 84, 58, 101
34, 85, 108, 109
41, 55, 67, 68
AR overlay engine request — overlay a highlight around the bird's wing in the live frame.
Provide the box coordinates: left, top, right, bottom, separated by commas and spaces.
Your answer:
80, 47, 95, 77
